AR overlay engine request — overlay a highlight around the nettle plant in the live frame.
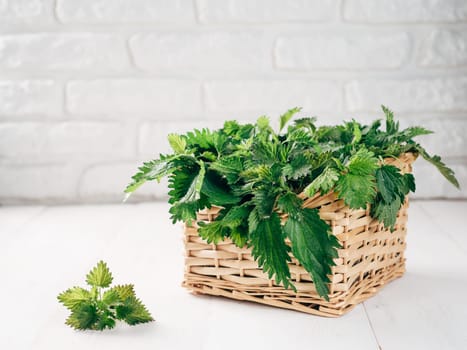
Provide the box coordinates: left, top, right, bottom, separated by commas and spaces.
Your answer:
125, 106, 458, 300
58, 261, 154, 331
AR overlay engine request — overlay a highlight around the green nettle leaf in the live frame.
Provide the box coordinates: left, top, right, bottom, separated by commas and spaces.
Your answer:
201, 171, 240, 205
66, 303, 98, 330
221, 206, 251, 229
110, 284, 136, 300
58, 287, 92, 311
124, 157, 177, 194
249, 212, 293, 289
201, 206, 251, 247
283, 208, 340, 300
169, 201, 200, 225
223, 120, 241, 135
250, 142, 277, 165
256, 115, 270, 131
336, 173, 376, 209
248, 208, 261, 233
375, 165, 405, 203
285, 128, 315, 145
168, 169, 198, 204
125, 105, 459, 301
372, 165, 417, 230
402, 173, 416, 194
200, 151, 217, 161
210, 156, 244, 184
229, 226, 249, 248
167, 133, 187, 154
293, 117, 317, 130
197, 221, 229, 244
347, 148, 379, 176
58, 262, 153, 331
371, 195, 402, 230
304, 167, 340, 197
116, 296, 154, 325
282, 154, 312, 180
86, 261, 113, 288
351, 121, 362, 144
253, 186, 279, 218
417, 147, 460, 188
102, 289, 120, 305
382, 105, 399, 134
185, 128, 215, 150
277, 191, 304, 219
95, 310, 116, 331
336, 148, 378, 209
279, 107, 302, 132
180, 161, 206, 203
400, 126, 433, 139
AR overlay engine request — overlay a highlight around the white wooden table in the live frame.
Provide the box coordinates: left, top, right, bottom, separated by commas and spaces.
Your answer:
1, 201, 466, 350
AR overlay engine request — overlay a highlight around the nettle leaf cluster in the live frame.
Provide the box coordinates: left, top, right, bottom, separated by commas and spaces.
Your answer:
58, 261, 154, 330
125, 106, 458, 300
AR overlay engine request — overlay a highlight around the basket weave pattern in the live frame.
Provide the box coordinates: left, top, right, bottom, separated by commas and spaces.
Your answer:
183, 153, 415, 317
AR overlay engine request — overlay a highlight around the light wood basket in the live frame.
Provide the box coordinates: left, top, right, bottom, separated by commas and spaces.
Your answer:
183, 153, 416, 317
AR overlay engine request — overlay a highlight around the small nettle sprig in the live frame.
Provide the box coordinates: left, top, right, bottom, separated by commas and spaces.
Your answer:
125, 106, 459, 300
58, 261, 154, 331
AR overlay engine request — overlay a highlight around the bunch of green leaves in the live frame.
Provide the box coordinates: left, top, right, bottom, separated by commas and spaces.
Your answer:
57, 261, 154, 330
125, 105, 459, 300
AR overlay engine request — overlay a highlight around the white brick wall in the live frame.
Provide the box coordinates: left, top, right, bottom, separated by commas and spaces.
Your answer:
66, 80, 202, 115
345, 78, 467, 112
0, 121, 134, 158
197, 0, 338, 23
275, 32, 411, 69
343, 0, 467, 23
204, 80, 341, 113
0, 0, 466, 204
130, 31, 273, 72
0, 80, 62, 116
419, 29, 467, 67
0, 0, 55, 26
0, 33, 129, 72
56, 0, 195, 24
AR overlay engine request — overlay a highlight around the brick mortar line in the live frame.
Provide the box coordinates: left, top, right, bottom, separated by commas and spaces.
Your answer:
1, 21, 467, 34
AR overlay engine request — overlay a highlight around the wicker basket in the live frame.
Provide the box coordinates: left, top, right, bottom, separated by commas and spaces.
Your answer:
183, 153, 416, 317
